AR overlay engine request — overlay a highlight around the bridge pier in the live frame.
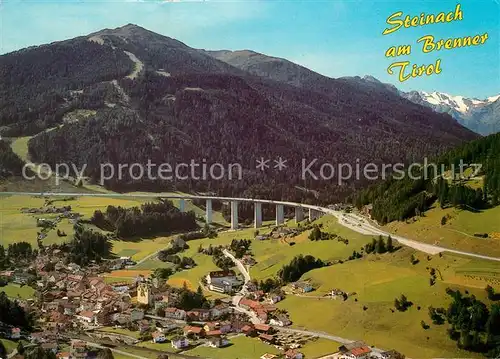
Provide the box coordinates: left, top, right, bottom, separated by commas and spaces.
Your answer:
179, 199, 185, 212
295, 207, 304, 223
309, 208, 318, 221
254, 202, 262, 228
275, 204, 284, 225
230, 201, 239, 230
206, 199, 212, 224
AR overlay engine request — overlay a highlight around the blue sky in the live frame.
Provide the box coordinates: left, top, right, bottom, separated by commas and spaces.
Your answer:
0, 0, 498, 98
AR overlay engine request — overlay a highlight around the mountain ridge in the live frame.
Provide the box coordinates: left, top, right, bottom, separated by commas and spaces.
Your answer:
205, 48, 499, 136
0, 24, 479, 203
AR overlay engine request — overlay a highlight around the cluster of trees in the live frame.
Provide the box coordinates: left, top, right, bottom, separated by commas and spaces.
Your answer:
0, 242, 37, 269
0, 292, 33, 329
434, 177, 484, 209
152, 267, 174, 280
197, 244, 234, 270
364, 235, 395, 254
230, 239, 251, 258
157, 240, 196, 269
308, 225, 349, 244
308, 225, 333, 241
158, 241, 189, 260
169, 284, 210, 311
394, 294, 412, 312
258, 278, 283, 293
62, 224, 113, 266
434, 288, 500, 355
0, 140, 25, 178
213, 252, 234, 271
91, 200, 197, 238
278, 255, 326, 283
353, 133, 500, 224
486, 285, 500, 301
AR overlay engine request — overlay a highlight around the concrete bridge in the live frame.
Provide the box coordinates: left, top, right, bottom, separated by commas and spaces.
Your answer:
0, 191, 324, 230
178, 196, 321, 229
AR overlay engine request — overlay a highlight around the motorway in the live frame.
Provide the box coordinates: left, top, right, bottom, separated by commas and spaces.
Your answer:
1, 191, 499, 262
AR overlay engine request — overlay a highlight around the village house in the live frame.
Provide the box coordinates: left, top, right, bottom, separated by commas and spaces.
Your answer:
203, 322, 219, 332
380, 350, 405, 359
269, 314, 291, 327
165, 307, 187, 320
242, 324, 255, 336
208, 336, 229, 348
219, 321, 232, 333
249, 290, 265, 301
70, 339, 88, 359
152, 331, 167, 343
205, 330, 222, 337
210, 303, 232, 318
259, 333, 275, 344
155, 321, 178, 333
254, 324, 272, 334
231, 318, 251, 333
11, 328, 21, 340
339, 342, 372, 359
285, 349, 304, 359
183, 326, 205, 338
206, 270, 242, 293
129, 308, 145, 322
171, 336, 189, 349
12, 271, 35, 285
56, 351, 70, 359
268, 293, 283, 304
187, 308, 211, 321
76, 311, 96, 325
110, 282, 131, 293
138, 320, 150, 333
241, 255, 256, 266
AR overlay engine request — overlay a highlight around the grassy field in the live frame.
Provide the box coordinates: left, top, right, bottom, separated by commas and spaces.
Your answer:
0, 283, 35, 299
277, 246, 499, 358
1, 338, 18, 354
10, 136, 31, 162
383, 202, 500, 257
183, 335, 280, 359
299, 338, 342, 358
114, 215, 373, 292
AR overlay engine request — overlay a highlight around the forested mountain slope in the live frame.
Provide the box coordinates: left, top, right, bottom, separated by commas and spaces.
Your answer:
0, 24, 479, 203
353, 133, 500, 224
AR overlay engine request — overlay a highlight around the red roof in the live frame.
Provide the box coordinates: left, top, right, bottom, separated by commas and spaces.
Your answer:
254, 324, 271, 332
259, 334, 274, 341
184, 326, 204, 334
241, 325, 253, 332
351, 346, 372, 357
205, 330, 222, 337
79, 311, 94, 319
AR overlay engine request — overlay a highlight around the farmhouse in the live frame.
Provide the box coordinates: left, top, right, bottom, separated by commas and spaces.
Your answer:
339, 341, 372, 359
291, 281, 313, 293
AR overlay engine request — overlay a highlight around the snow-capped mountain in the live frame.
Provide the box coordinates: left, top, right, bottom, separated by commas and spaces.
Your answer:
401, 91, 500, 135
